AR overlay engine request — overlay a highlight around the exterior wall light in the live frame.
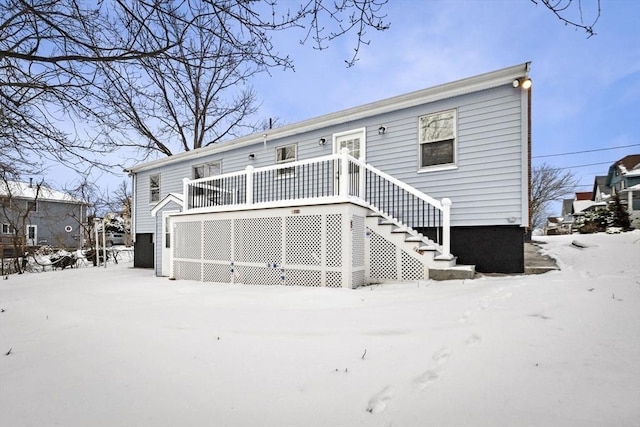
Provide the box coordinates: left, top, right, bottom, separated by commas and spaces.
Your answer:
318, 137, 327, 145
512, 78, 532, 89
248, 153, 255, 160
378, 126, 387, 135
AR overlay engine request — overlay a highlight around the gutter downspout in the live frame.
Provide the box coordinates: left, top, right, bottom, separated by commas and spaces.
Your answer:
131, 173, 136, 242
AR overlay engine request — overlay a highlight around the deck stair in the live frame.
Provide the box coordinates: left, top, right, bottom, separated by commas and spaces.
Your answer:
366, 210, 475, 281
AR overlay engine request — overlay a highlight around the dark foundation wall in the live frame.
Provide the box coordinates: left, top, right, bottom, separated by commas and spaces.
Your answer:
418, 225, 525, 273
134, 233, 154, 268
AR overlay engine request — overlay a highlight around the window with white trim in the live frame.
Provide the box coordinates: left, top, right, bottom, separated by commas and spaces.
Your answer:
2, 223, 13, 234
276, 144, 297, 177
419, 109, 456, 169
150, 174, 160, 203
193, 161, 222, 179
26, 200, 38, 212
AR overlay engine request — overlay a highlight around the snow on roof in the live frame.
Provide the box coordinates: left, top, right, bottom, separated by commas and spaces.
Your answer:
613, 154, 640, 175
572, 200, 595, 214
0, 181, 85, 204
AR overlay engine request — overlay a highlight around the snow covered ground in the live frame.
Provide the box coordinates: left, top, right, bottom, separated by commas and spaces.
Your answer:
1, 233, 639, 427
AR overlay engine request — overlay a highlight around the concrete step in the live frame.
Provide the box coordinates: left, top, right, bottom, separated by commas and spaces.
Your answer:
429, 265, 476, 280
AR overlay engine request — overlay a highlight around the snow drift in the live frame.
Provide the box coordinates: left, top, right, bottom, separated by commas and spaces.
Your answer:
1, 233, 639, 426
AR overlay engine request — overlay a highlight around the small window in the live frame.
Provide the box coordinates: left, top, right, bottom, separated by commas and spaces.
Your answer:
276, 144, 297, 177
150, 174, 160, 203
2, 223, 11, 234
165, 216, 171, 249
27, 200, 38, 212
193, 161, 222, 179
419, 109, 456, 169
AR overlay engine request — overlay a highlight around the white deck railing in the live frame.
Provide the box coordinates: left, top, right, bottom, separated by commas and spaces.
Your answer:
182, 149, 451, 257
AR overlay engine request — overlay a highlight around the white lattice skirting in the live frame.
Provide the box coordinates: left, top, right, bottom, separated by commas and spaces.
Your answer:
170, 203, 428, 288
171, 204, 367, 288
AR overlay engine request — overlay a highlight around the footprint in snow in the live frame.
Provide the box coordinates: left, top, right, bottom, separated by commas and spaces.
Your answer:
458, 311, 471, 324
413, 369, 442, 390
465, 334, 481, 347
433, 348, 451, 366
366, 386, 395, 414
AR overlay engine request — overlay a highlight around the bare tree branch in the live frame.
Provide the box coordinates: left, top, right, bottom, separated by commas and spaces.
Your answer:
1, 0, 391, 171
531, 0, 601, 37
531, 163, 579, 228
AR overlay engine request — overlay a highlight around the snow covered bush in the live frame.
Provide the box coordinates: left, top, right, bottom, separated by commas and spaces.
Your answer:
609, 193, 632, 230
575, 209, 611, 233
575, 193, 633, 233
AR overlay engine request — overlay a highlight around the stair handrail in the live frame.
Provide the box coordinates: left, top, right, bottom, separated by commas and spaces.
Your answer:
345, 152, 452, 258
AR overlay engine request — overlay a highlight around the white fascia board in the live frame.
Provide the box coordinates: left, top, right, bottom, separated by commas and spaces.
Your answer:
150, 193, 184, 217
126, 62, 531, 174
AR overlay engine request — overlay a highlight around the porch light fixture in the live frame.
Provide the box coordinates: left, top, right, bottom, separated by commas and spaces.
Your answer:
248, 153, 255, 160
512, 78, 532, 89
318, 137, 327, 145
378, 126, 387, 135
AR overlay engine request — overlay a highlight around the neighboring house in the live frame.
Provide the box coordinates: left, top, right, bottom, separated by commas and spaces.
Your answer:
560, 198, 575, 232
606, 154, 640, 228
127, 63, 533, 286
592, 176, 610, 203
545, 217, 561, 235
571, 190, 598, 216
0, 180, 87, 254
545, 216, 572, 235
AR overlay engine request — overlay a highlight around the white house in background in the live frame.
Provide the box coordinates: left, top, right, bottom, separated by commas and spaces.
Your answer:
126, 63, 533, 287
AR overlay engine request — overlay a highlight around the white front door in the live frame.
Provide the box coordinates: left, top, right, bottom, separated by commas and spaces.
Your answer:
161, 211, 178, 277
333, 128, 366, 161
333, 128, 366, 196
26, 225, 37, 246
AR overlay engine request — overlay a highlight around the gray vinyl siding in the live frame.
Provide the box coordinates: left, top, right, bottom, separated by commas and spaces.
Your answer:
366, 85, 524, 226
134, 83, 526, 232
1, 199, 85, 248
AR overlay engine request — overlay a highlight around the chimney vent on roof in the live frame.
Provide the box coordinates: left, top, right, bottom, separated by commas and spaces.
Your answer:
29, 178, 33, 188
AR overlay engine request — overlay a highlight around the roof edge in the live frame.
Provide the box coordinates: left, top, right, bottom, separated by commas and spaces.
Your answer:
127, 62, 531, 174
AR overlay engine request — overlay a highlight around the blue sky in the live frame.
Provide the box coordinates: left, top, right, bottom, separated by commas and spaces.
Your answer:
251, 0, 640, 198
48, 0, 640, 213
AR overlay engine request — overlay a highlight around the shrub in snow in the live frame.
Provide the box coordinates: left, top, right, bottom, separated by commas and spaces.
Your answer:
609, 193, 631, 230
575, 209, 610, 234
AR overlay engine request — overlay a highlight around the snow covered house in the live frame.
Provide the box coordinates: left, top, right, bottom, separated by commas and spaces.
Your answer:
606, 154, 640, 228
126, 63, 533, 287
0, 180, 87, 254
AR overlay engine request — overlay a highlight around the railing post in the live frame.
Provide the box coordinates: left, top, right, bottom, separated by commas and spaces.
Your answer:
441, 198, 452, 259
182, 178, 189, 211
358, 160, 365, 200
245, 165, 254, 205
340, 148, 349, 198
